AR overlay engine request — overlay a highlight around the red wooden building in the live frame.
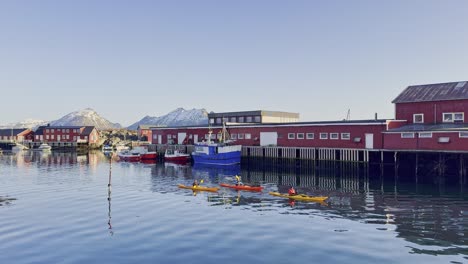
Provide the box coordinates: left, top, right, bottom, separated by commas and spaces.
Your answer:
384, 81, 468, 151
137, 125, 153, 142
151, 119, 387, 149
0, 128, 34, 142
34, 126, 100, 144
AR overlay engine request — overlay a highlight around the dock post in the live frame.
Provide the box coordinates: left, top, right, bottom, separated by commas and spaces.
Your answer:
394, 151, 399, 180
415, 152, 419, 184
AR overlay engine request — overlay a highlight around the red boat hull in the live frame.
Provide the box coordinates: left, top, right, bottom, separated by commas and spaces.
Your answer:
220, 183, 263, 192
118, 155, 141, 162
164, 155, 190, 162
140, 152, 158, 160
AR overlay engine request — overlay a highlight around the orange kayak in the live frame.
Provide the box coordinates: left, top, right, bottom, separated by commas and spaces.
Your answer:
220, 183, 263, 192
178, 184, 219, 192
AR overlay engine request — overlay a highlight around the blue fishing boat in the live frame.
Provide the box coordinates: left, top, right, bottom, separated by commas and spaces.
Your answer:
192, 124, 241, 165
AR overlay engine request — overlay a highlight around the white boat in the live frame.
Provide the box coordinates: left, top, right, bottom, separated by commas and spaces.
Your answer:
12, 143, 28, 151
102, 145, 113, 152
115, 143, 130, 152
37, 143, 52, 151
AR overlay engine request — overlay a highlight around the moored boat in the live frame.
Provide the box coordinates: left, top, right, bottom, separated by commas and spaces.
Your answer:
102, 145, 113, 152
117, 150, 141, 162
220, 183, 263, 192
268, 192, 328, 202
177, 184, 219, 192
12, 143, 28, 151
37, 143, 52, 151
192, 124, 241, 165
164, 149, 190, 163
132, 146, 158, 160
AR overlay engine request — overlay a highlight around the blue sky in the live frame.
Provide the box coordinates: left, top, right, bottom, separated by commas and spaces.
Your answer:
1, 0, 467, 126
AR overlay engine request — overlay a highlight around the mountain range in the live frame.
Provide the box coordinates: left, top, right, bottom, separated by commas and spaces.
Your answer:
0, 108, 208, 130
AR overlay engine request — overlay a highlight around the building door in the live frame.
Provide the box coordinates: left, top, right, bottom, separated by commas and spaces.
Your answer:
260, 132, 278, 146
158, 135, 162, 144
178, 133, 187, 145
194, 135, 198, 143
365, 133, 374, 149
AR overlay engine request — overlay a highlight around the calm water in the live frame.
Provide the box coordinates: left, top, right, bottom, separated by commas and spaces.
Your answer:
0, 151, 467, 264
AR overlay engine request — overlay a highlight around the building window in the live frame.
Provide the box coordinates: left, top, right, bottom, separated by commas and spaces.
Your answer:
443, 112, 464, 123
168, 135, 172, 139
297, 133, 304, 139
330, 133, 339, 140
238, 117, 244, 123
288, 133, 295, 139
46, 135, 49, 140
320, 133, 328, 139
254, 116, 261, 122
209, 118, 215, 124
245, 133, 251, 139
51, 129, 54, 133
73, 136, 76, 141
460, 132, 468, 138
216, 117, 222, 124
46, 129, 49, 133
306, 133, 314, 139
238, 133, 244, 139
401, 133, 414, 138
419, 132, 432, 138
341, 133, 350, 140
413, 114, 424, 123
246, 116, 252, 122
230, 117, 236, 123
231, 134, 237, 140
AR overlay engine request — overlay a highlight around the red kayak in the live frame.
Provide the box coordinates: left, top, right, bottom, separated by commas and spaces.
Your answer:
219, 183, 263, 192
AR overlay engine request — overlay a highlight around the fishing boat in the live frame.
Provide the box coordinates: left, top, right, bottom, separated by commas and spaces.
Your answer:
117, 150, 141, 162
268, 192, 328, 202
220, 183, 263, 192
132, 146, 158, 160
177, 184, 219, 192
37, 143, 52, 151
192, 123, 241, 165
164, 149, 190, 163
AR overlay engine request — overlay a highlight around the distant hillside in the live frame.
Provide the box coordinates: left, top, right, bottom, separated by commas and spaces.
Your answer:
50, 108, 122, 130
128, 108, 208, 130
0, 119, 48, 130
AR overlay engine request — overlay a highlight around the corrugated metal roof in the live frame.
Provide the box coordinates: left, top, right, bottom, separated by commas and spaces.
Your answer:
392, 81, 468, 103
385, 123, 468, 132
150, 119, 389, 130
208, 110, 299, 118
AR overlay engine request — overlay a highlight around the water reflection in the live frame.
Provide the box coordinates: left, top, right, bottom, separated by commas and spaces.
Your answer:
151, 158, 468, 255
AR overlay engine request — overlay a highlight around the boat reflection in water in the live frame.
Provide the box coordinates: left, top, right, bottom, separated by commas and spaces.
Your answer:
191, 162, 241, 180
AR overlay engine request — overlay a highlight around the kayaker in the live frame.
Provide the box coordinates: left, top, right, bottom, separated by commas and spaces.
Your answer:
193, 179, 199, 187
288, 186, 297, 196
235, 175, 243, 186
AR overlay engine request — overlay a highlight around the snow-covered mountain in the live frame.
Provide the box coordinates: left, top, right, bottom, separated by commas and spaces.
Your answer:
50, 108, 122, 130
0, 119, 48, 130
128, 108, 208, 130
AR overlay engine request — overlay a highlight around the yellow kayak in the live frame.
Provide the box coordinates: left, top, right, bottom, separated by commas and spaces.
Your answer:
268, 192, 328, 202
178, 184, 220, 192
